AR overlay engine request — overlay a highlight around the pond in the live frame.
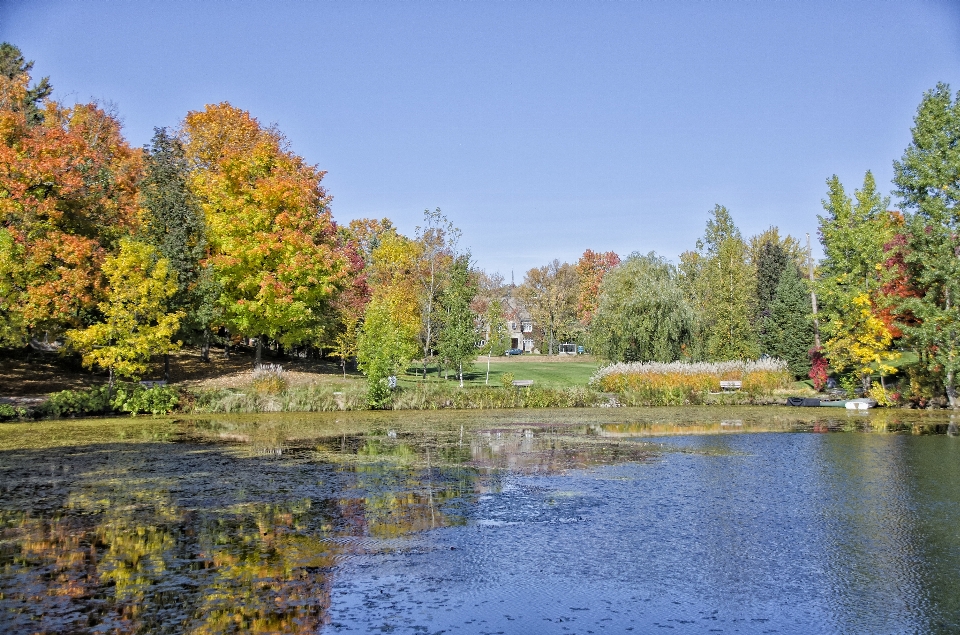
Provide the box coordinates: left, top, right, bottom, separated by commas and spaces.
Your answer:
2, 407, 960, 634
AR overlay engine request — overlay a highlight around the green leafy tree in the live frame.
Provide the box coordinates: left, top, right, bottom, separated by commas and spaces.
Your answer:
590, 252, 695, 362
892, 83, 960, 406
684, 206, 758, 360
518, 259, 578, 355
765, 265, 814, 377
414, 208, 460, 377
437, 255, 479, 386
66, 239, 183, 386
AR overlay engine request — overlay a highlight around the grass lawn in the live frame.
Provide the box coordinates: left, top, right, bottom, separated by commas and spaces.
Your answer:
397, 358, 600, 389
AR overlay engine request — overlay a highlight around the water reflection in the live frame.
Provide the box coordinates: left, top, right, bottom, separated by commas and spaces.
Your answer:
2, 408, 960, 633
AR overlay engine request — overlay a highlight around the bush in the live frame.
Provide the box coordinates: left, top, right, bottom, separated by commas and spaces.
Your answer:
43, 386, 112, 418
500, 372, 515, 388
0, 403, 17, 420
112, 384, 180, 416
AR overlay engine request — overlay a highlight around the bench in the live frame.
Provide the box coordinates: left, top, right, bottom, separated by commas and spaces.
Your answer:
139, 380, 168, 389
512, 380, 534, 388
719, 380, 742, 392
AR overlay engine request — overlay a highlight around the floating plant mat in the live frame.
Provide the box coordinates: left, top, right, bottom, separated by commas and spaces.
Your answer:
2, 407, 960, 633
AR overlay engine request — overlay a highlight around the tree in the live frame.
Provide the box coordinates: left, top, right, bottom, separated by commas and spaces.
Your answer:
356, 231, 421, 406
0, 67, 142, 344
683, 206, 758, 360
413, 208, 460, 376
436, 255, 479, 386
0, 43, 52, 125
892, 83, 960, 406
182, 103, 357, 367
518, 260, 577, 355
764, 264, 814, 377
575, 249, 620, 326
66, 239, 182, 386
590, 252, 695, 362
817, 172, 900, 387
140, 127, 211, 366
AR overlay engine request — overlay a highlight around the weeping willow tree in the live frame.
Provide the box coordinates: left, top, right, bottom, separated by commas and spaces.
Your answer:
589, 252, 695, 362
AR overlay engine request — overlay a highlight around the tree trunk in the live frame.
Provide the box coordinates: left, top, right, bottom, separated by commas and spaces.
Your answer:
163, 354, 170, 382
108, 367, 114, 409
947, 369, 958, 409
224, 329, 230, 359
255, 337, 263, 369
201, 329, 210, 363
459, 363, 463, 388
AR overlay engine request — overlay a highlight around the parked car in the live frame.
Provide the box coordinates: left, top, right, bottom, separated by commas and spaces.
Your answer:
504, 348, 524, 356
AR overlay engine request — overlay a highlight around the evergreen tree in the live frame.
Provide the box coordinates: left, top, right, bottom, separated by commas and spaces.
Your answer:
437, 255, 478, 387
141, 128, 214, 360
0, 42, 52, 125
892, 83, 960, 406
766, 265, 813, 377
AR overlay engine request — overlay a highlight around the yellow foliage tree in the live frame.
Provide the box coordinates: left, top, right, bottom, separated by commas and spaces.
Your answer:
67, 239, 183, 383
823, 292, 899, 389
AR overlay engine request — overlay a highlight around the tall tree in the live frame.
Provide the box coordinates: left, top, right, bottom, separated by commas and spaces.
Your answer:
0, 66, 142, 344
140, 127, 211, 363
436, 255, 479, 387
892, 83, 960, 406
413, 208, 460, 376
575, 249, 620, 326
688, 205, 758, 360
764, 265, 814, 377
182, 103, 357, 367
817, 171, 899, 386
590, 252, 695, 362
356, 231, 421, 406
518, 260, 578, 355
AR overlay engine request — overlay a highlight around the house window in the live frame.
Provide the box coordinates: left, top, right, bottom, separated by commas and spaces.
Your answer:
510, 321, 517, 331
521, 321, 533, 333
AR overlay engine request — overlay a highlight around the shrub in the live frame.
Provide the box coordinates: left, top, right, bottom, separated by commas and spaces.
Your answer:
112, 384, 180, 416
500, 372, 515, 388
43, 386, 112, 418
0, 403, 17, 420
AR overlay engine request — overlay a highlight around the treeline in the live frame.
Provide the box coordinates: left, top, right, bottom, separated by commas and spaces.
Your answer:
2, 43, 959, 407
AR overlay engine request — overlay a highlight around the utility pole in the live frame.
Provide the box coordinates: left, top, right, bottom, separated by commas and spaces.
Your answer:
807, 233, 821, 348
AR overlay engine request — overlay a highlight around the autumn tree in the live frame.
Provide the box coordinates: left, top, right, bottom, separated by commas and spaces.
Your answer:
518, 260, 578, 355
817, 171, 900, 387
356, 230, 421, 406
590, 252, 695, 362
182, 103, 357, 367
0, 62, 141, 345
575, 249, 620, 326
67, 239, 182, 386
892, 83, 960, 406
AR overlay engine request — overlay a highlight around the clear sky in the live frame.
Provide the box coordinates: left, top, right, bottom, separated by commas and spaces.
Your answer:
2, 0, 959, 277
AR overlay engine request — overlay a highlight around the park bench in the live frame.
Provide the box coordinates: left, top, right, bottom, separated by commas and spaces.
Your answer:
512, 380, 534, 388
139, 380, 168, 389
719, 380, 742, 392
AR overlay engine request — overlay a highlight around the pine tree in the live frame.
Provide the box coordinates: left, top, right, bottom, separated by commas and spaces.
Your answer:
766, 265, 813, 377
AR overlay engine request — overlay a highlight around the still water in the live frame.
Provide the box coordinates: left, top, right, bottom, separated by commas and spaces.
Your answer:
1, 407, 959, 634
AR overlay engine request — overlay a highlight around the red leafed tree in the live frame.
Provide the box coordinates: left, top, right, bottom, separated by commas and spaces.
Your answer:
877, 231, 921, 338
574, 249, 620, 325
0, 68, 141, 343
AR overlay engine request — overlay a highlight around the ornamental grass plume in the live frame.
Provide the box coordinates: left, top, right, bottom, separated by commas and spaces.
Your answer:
589, 359, 791, 395
251, 363, 288, 395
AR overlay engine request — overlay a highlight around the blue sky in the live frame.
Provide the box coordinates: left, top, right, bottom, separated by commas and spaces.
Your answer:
2, 0, 959, 277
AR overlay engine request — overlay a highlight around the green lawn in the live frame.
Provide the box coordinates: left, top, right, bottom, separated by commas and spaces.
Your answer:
397, 360, 600, 389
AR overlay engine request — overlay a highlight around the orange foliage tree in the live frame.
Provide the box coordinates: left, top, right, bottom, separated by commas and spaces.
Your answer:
575, 249, 620, 326
0, 65, 141, 344
181, 103, 359, 364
